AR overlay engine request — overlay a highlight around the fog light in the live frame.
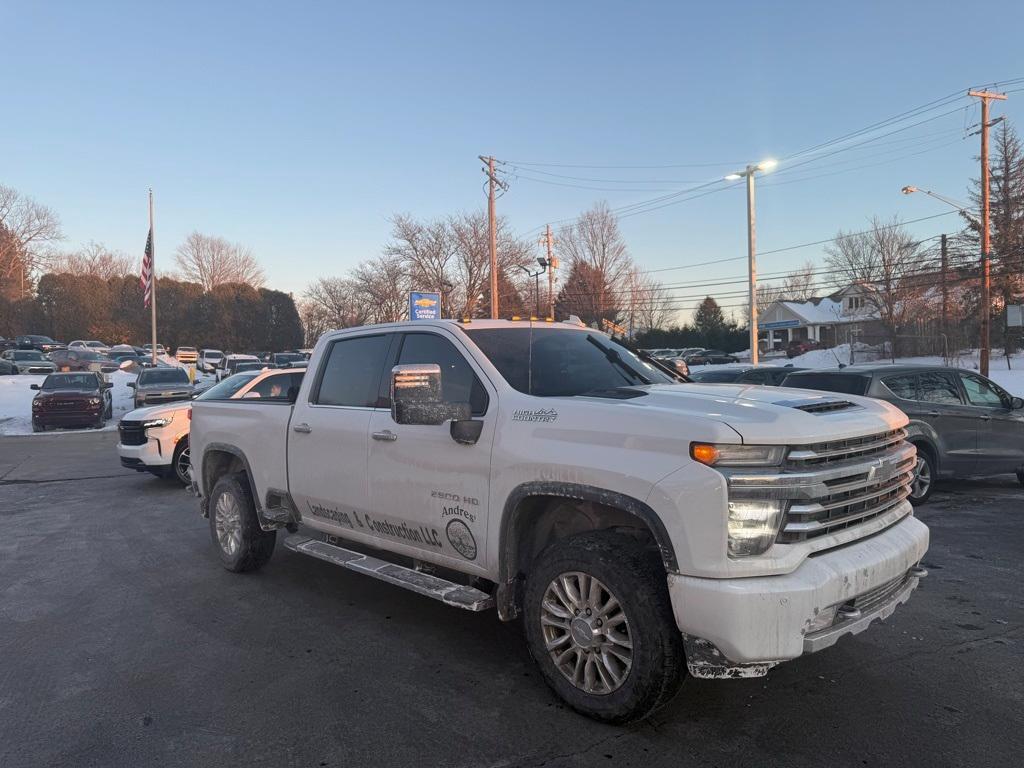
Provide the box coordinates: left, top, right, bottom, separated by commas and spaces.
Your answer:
727, 499, 784, 557
807, 605, 838, 633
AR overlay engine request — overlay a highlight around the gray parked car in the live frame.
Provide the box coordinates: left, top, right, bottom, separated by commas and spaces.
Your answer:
1, 349, 58, 375
781, 365, 1024, 503
128, 367, 194, 409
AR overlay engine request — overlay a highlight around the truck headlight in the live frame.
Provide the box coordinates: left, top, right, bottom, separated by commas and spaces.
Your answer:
89, 397, 101, 406
691, 443, 786, 467
143, 417, 171, 429
727, 499, 785, 557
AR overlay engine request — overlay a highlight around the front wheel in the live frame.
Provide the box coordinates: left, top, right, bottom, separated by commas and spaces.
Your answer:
909, 447, 935, 505
523, 531, 685, 723
171, 438, 191, 486
208, 472, 276, 572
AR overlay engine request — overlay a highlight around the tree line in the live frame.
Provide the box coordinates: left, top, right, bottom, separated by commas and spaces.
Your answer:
300, 202, 674, 344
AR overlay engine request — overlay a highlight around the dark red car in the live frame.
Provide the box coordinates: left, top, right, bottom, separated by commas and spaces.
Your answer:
49, 349, 120, 375
31, 372, 113, 432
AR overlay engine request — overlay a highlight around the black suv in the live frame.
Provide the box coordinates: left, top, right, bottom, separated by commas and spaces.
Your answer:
781, 365, 1024, 503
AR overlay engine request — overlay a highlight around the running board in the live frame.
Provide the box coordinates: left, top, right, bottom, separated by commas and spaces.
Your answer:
283, 535, 494, 612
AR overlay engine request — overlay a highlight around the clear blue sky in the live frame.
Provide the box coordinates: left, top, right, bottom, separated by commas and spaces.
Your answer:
5, 0, 1024, 319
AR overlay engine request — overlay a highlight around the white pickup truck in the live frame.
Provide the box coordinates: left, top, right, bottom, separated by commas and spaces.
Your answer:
190, 319, 929, 723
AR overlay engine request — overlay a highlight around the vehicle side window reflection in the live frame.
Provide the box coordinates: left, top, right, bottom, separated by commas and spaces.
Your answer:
883, 375, 917, 401
918, 372, 962, 405
959, 373, 1006, 408
397, 333, 488, 416
315, 335, 390, 407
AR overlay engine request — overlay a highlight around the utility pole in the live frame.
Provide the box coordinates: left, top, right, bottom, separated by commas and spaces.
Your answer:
969, 89, 1007, 377
480, 156, 502, 319
940, 233, 949, 336
746, 170, 759, 365
542, 224, 557, 319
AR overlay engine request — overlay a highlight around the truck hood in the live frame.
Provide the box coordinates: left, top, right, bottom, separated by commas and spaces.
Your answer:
124, 402, 191, 421
609, 383, 907, 444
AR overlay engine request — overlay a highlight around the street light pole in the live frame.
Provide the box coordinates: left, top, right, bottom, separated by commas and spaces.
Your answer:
726, 159, 776, 365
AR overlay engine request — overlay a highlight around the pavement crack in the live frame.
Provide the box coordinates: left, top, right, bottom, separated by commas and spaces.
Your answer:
0, 473, 134, 486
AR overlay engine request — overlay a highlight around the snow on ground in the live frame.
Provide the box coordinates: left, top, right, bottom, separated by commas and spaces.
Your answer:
0, 370, 139, 436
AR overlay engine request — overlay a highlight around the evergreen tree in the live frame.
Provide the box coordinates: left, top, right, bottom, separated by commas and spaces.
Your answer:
692, 296, 726, 343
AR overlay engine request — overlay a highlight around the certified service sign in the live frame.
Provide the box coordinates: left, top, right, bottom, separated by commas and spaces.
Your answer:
409, 291, 441, 320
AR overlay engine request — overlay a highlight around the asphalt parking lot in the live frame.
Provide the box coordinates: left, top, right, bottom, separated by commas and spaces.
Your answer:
1, 432, 1022, 768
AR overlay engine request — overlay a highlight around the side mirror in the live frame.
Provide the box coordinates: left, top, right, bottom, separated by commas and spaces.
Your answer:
104, 382, 113, 389
1012, 396, 1024, 410
390, 364, 471, 426
30, 384, 40, 390
127, 382, 136, 389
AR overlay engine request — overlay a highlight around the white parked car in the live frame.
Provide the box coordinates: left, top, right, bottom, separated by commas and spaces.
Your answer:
216, 353, 260, 381
117, 368, 306, 485
68, 340, 110, 353
198, 349, 225, 373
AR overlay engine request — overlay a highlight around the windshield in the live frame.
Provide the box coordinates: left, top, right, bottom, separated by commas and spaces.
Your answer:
196, 372, 260, 400
204, 351, 224, 359
234, 362, 264, 373
28, 336, 55, 343
13, 351, 45, 361
690, 369, 745, 383
79, 351, 110, 361
273, 353, 304, 363
464, 328, 674, 396
139, 369, 191, 385
783, 372, 870, 396
42, 373, 97, 390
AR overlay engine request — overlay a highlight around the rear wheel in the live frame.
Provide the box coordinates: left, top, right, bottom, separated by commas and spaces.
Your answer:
208, 472, 275, 572
909, 446, 935, 505
523, 531, 685, 723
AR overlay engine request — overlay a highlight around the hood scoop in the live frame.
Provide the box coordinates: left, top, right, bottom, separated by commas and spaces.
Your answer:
773, 398, 860, 415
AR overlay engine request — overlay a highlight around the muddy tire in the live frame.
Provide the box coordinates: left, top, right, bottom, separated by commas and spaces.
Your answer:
523, 531, 685, 723
208, 472, 275, 573
909, 445, 935, 505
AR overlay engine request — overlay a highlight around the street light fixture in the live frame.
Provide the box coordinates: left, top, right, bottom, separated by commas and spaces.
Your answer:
725, 158, 777, 365
519, 261, 548, 317
900, 186, 979, 225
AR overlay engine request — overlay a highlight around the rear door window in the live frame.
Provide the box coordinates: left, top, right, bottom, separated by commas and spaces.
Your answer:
918, 372, 963, 405
314, 334, 391, 407
883, 374, 918, 401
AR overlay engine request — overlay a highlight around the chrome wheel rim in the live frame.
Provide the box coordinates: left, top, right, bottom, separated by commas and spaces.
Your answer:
911, 456, 931, 499
214, 492, 242, 556
540, 571, 632, 695
175, 446, 191, 484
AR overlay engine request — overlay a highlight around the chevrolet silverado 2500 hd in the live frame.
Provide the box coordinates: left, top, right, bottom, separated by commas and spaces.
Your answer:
189, 320, 929, 723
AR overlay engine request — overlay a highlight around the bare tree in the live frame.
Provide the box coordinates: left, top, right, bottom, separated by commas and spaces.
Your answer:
174, 232, 265, 291
825, 217, 932, 355
0, 184, 63, 298
782, 261, 817, 301
623, 266, 674, 333
384, 214, 455, 315
557, 202, 632, 322
49, 241, 134, 279
349, 253, 410, 324
302, 276, 370, 331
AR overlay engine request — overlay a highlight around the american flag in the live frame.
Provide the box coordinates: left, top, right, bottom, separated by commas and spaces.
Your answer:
141, 228, 153, 308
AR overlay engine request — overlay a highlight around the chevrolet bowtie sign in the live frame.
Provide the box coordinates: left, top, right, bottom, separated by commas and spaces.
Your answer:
409, 292, 441, 320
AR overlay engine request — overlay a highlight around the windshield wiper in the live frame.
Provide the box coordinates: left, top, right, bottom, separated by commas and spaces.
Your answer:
586, 335, 652, 385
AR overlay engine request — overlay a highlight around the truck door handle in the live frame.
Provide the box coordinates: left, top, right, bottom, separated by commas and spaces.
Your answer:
372, 430, 398, 442
292, 423, 312, 434
926, 411, 940, 417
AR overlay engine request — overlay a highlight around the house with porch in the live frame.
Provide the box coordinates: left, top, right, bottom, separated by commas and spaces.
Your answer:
760, 285, 883, 350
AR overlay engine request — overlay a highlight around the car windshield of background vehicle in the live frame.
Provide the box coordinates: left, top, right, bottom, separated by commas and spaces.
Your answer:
196, 372, 261, 400
785, 373, 870, 395
42, 373, 97, 390
140, 369, 190, 385
691, 369, 745, 383
274, 353, 304, 363
464, 328, 674, 397
79, 351, 110, 361
13, 351, 45, 361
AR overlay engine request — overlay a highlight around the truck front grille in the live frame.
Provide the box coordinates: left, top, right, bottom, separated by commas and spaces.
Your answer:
118, 421, 147, 446
725, 429, 916, 547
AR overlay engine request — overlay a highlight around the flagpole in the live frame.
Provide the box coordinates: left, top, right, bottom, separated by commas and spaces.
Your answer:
149, 188, 157, 366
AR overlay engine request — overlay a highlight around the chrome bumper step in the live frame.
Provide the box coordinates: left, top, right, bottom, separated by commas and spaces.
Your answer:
283, 535, 494, 612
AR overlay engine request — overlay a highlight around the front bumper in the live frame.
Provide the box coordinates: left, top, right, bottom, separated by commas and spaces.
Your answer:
117, 438, 166, 468
667, 514, 929, 669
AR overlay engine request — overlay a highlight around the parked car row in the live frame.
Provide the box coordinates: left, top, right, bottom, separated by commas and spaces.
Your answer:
117, 367, 306, 484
